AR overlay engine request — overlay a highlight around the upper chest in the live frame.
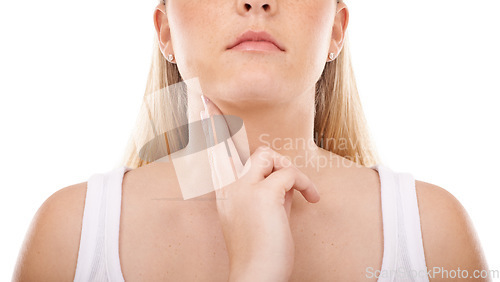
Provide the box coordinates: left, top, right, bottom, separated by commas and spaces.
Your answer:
118, 171, 384, 281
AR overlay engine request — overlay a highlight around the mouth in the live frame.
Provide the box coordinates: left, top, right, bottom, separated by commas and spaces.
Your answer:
227, 30, 285, 52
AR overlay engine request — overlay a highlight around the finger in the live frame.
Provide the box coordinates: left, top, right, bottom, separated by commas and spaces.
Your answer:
202, 95, 246, 170
200, 95, 245, 192
201, 116, 236, 192
263, 166, 320, 204
284, 189, 294, 219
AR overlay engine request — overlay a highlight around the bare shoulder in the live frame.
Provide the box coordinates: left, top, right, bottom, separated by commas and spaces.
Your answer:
415, 180, 491, 279
122, 160, 185, 201
12, 181, 88, 281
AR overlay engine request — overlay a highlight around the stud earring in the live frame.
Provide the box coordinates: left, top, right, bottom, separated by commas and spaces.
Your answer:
167, 54, 175, 63
329, 52, 336, 61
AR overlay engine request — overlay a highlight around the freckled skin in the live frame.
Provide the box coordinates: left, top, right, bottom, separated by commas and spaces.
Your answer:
163, 0, 339, 106
12, 1, 490, 281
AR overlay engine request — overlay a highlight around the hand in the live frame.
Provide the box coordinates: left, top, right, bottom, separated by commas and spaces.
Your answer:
200, 96, 320, 281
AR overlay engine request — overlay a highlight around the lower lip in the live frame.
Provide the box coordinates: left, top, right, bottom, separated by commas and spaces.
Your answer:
229, 41, 282, 52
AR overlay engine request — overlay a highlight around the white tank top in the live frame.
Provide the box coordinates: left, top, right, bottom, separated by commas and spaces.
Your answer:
73, 164, 429, 281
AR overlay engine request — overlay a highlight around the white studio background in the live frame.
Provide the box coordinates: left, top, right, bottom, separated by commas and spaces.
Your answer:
0, 0, 498, 280
348, 0, 500, 275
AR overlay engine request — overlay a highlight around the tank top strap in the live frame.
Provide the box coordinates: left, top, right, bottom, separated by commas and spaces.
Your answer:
74, 166, 132, 282
370, 164, 429, 282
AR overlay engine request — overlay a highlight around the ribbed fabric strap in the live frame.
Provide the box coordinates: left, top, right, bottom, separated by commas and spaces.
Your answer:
74, 166, 132, 282
371, 164, 429, 282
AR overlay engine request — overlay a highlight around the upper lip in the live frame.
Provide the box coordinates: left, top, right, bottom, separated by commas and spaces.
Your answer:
227, 30, 285, 51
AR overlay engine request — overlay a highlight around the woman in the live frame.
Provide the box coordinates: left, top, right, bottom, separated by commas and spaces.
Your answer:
13, 0, 490, 281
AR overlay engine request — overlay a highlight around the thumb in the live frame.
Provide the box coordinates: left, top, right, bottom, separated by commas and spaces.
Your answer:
284, 189, 294, 220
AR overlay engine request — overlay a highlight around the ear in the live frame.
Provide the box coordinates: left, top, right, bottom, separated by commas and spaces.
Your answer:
329, 2, 349, 60
154, 3, 174, 61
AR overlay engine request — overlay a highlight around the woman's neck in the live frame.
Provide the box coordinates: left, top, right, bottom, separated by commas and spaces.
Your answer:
184, 83, 323, 170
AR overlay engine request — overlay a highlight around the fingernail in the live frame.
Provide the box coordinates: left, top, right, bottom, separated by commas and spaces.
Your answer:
201, 95, 211, 109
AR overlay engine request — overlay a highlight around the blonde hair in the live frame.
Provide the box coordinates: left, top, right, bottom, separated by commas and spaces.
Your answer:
120, 6, 380, 169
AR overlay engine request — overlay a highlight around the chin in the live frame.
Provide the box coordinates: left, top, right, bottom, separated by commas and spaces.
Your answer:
212, 74, 290, 106
197, 61, 306, 109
